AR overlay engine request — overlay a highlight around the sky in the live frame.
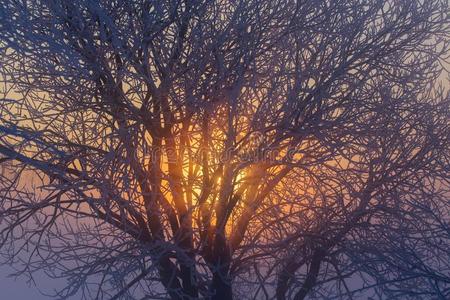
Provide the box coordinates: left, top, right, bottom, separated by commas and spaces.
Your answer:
0, 265, 58, 300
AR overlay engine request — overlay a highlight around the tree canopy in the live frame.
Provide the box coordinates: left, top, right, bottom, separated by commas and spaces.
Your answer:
0, 0, 449, 299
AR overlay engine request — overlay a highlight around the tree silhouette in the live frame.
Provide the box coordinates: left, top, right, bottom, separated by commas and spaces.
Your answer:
0, 0, 449, 299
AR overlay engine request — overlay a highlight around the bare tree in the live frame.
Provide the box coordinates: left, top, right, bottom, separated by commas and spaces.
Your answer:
0, 0, 449, 299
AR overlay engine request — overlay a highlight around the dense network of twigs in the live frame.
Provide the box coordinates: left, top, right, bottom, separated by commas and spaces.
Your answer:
0, 1, 449, 299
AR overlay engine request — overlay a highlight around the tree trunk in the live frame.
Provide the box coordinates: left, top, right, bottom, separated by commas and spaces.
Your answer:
158, 255, 184, 300
293, 250, 324, 300
179, 257, 199, 298
209, 234, 233, 300
276, 257, 306, 300
211, 269, 233, 300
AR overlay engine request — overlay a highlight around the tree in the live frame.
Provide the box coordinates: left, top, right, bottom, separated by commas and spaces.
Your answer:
0, 0, 449, 299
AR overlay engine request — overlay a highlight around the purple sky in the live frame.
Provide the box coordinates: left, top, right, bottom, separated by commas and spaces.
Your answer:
0, 265, 56, 299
